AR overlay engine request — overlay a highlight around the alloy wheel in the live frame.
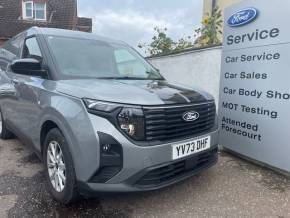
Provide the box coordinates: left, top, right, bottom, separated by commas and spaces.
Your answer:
47, 141, 66, 192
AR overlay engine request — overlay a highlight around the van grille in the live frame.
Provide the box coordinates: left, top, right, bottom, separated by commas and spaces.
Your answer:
143, 102, 216, 142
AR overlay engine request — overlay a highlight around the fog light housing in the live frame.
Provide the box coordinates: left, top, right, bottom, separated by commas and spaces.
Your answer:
102, 144, 111, 152
89, 132, 123, 183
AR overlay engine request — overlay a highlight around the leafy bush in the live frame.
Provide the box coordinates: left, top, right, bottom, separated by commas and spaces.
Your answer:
138, 7, 223, 56
195, 7, 223, 47
138, 27, 193, 56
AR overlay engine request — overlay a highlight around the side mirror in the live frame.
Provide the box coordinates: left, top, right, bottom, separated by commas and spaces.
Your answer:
10, 58, 47, 79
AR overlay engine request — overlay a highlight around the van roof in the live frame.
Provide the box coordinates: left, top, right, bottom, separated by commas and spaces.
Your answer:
26, 26, 125, 45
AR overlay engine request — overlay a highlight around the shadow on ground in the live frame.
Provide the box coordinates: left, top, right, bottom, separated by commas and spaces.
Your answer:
1, 139, 290, 218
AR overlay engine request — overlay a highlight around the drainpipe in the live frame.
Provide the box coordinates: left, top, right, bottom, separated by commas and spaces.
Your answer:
73, 0, 78, 30
212, 0, 217, 15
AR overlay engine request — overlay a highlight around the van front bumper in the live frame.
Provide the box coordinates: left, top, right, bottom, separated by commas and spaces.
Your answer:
77, 114, 219, 196
79, 144, 218, 195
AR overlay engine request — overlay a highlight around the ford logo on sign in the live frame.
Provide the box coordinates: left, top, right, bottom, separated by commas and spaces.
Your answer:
227, 8, 258, 27
183, 111, 199, 122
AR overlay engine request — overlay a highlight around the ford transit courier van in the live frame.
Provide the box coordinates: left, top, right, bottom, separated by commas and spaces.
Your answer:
0, 27, 218, 203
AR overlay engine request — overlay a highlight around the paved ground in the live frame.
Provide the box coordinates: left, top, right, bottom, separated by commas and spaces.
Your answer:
1, 139, 290, 218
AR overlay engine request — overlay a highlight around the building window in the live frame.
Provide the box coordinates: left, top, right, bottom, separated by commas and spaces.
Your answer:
22, 1, 46, 21
34, 3, 46, 20
23, 1, 33, 19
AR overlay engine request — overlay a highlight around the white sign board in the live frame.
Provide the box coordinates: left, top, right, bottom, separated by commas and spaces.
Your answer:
219, 0, 290, 172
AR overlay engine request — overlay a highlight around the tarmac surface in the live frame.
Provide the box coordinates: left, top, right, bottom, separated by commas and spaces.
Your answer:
0, 138, 290, 218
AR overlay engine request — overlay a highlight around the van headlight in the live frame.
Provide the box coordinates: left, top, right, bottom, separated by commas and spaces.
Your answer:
117, 107, 145, 141
83, 99, 145, 141
83, 99, 120, 112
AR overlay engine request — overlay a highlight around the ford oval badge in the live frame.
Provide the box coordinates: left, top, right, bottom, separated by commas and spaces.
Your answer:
227, 8, 258, 27
183, 111, 199, 122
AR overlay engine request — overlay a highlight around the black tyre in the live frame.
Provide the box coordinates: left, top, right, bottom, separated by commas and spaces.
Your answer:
43, 128, 80, 204
0, 109, 14, 140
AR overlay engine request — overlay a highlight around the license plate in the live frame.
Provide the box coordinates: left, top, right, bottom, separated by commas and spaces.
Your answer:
172, 136, 211, 160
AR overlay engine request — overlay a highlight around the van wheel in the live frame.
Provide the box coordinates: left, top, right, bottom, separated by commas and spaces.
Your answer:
0, 110, 14, 139
43, 128, 80, 204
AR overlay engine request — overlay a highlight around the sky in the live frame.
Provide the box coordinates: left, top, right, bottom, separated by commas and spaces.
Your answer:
77, 0, 203, 54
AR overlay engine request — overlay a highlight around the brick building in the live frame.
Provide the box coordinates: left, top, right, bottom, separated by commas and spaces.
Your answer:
0, 0, 92, 45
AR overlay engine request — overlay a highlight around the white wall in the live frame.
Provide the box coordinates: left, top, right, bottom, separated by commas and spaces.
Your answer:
148, 46, 222, 103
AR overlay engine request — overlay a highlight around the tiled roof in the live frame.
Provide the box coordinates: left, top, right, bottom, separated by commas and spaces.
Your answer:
0, 0, 92, 39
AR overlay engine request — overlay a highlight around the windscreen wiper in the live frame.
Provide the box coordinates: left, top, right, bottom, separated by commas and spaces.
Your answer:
145, 71, 165, 80
96, 76, 159, 80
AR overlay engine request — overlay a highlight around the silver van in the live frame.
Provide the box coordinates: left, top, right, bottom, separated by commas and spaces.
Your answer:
0, 27, 218, 203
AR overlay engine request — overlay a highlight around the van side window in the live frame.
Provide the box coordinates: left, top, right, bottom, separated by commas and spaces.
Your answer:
0, 48, 8, 71
22, 37, 43, 61
0, 34, 24, 72
3, 36, 24, 59
0, 61, 8, 71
